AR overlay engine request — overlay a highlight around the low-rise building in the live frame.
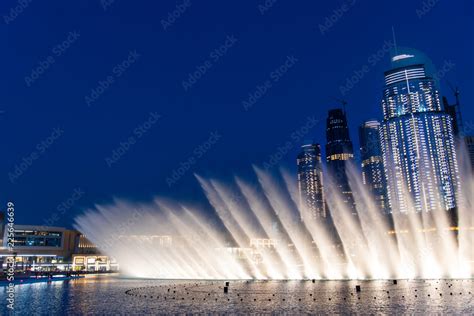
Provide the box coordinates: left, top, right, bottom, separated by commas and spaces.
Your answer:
0, 224, 117, 272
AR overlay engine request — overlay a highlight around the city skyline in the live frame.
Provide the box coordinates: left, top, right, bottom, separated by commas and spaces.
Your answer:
1, 2, 473, 314
1, 1, 473, 228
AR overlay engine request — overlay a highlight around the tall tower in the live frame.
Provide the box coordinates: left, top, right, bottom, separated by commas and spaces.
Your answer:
442, 85, 463, 138
297, 142, 326, 221
325, 108, 356, 215
465, 136, 474, 171
359, 120, 388, 213
380, 48, 459, 213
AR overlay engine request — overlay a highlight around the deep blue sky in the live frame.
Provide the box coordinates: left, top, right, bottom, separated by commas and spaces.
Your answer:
1, 0, 473, 228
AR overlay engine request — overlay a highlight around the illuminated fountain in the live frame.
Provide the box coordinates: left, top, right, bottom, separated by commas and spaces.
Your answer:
74, 155, 473, 280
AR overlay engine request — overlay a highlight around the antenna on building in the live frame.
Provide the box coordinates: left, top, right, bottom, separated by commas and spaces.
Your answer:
391, 26, 398, 56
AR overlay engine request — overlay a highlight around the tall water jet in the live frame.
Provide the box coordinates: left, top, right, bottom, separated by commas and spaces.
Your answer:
74, 161, 474, 280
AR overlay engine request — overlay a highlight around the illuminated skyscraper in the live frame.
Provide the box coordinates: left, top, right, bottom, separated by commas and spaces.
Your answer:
297, 142, 326, 221
325, 108, 356, 215
379, 48, 459, 213
359, 120, 388, 213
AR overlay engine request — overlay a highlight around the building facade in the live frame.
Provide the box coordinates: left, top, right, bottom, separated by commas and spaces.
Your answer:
379, 49, 460, 213
0, 225, 80, 271
442, 94, 462, 137
359, 120, 388, 213
297, 142, 326, 220
465, 136, 474, 171
325, 108, 356, 215
0, 225, 118, 272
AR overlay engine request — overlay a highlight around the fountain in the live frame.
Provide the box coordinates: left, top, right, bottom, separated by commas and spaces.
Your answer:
74, 153, 473, 280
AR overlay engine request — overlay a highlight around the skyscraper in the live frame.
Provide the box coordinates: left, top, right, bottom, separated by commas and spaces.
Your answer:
379, 48, 459, 213
325, 108, 356, 215
443, 88, 464, 137
297, 142, 326, 221
359, 120, 388, 213
465, 136, 474, 171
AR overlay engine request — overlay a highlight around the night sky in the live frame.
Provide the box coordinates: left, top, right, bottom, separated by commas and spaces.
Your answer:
1, 0, 473, 227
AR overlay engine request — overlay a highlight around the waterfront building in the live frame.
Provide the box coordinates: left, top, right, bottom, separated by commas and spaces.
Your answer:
359, 120, 388, 213
325, 108, 357, 215
0, 225, 79, 271
297, 142, 326, 220
0, 225, 118, 272
379, 48, 459, 213
72, 235, 118, 271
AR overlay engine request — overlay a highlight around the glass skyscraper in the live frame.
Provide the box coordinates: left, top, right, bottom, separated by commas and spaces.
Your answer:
359, 120, 388, 213
325, 108, 356, 215
379, 48, 459, 213
297, 142, 326, 221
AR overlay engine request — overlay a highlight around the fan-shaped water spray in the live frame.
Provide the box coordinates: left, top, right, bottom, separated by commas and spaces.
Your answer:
74, 159, 473, 280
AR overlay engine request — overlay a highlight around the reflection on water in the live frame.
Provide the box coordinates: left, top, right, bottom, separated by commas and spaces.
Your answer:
1, 275, 473, 314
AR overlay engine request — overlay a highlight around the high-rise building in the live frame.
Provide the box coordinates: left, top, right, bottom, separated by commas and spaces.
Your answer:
442, 89, 463, 137
358, 120, 388, 213
465, 136, 474, 171
297, 142, 326, 221
325, 108, 356, 215
379, 48, 459, 213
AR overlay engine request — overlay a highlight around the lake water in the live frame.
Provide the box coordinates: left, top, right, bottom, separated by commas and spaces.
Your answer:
1, 275, 473, 314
